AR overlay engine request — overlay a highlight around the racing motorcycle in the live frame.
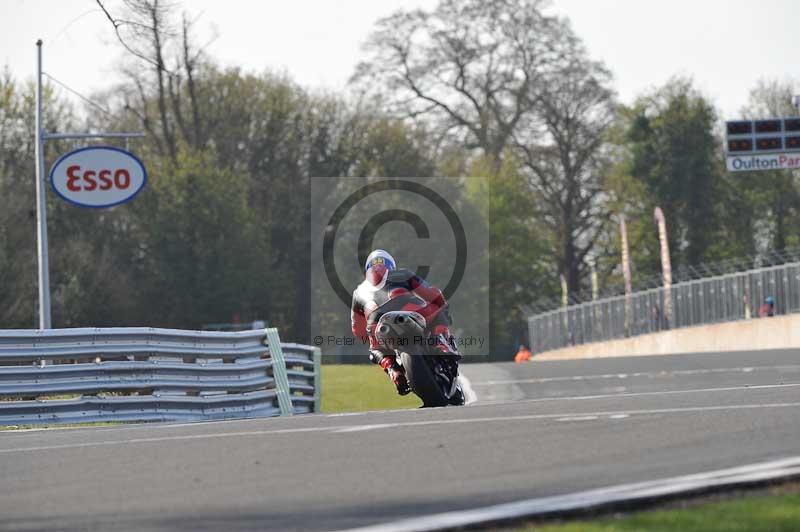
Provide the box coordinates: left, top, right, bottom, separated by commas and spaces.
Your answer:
373, 295, 464, 407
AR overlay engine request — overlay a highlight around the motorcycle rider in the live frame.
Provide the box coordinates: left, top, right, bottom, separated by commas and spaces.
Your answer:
351, 249, 459, 396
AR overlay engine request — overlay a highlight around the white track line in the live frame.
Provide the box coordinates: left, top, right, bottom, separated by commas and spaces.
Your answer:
470, 364, 800, 386
337, 456, 800, 532
333, 424, 396, 433
556, 415, 599, 422
495, 382, 800, 406
2, 401, 800, 454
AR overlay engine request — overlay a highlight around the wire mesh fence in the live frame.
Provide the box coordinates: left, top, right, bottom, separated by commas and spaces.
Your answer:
524, 247, 800, 315
527, 261, 800, 354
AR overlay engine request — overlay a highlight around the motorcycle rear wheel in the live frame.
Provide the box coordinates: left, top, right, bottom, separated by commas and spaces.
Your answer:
400, 349, 458, 407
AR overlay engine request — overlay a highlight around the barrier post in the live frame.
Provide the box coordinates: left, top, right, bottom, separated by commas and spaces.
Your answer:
313, 347, 322, 412
264, 328, 293, 416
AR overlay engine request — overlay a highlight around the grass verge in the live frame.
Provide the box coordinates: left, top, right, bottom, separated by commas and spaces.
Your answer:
322, 364, 421, 413
513, 484, 800, 531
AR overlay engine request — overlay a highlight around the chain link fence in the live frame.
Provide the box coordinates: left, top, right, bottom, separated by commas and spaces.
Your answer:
527, 261, 800, 354
525, 247, 800, 315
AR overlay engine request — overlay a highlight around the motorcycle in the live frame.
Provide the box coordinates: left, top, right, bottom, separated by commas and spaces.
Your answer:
373, 300, 464, 408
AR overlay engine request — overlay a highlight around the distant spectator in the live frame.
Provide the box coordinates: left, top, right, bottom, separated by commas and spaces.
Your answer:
514, 345, 532, 363
758, 296, 775, 317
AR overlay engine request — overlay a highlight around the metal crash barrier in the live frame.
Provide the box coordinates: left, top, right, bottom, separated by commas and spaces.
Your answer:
0, 327, 321, 425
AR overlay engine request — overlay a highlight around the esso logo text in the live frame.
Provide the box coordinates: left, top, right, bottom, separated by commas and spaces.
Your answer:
49, 146, 147, 208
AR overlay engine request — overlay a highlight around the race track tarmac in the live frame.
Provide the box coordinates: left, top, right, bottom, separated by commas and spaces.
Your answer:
1, 349, 798, 531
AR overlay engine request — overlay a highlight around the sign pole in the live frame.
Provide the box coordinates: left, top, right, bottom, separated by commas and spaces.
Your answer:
35, 39, 52, 329
32, 41, 144, 329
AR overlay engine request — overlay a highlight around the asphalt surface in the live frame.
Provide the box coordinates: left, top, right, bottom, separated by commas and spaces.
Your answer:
1, 350, 799, 532
464, 349, 800, 402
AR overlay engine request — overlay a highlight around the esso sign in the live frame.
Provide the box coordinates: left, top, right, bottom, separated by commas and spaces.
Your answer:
49, 146, 147, 208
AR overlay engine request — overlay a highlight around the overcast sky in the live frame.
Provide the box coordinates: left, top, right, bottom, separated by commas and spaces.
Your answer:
1, 0, 798, 119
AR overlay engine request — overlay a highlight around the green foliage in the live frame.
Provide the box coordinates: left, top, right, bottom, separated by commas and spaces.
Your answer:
130, 149, 265, 328
2, 0, 798, 360
0, 70, 75, 327
468, 155, 556, 353
623, 77, 722, 268
0, 69, 36, 327
610, 76, 800, 287
0, 62, 440, 339
723, 79, 800, 254
351, 117, 436, 178
521, 488, 800, 532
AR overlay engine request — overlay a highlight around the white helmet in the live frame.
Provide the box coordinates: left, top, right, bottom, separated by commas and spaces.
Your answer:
364, 249, 396, 273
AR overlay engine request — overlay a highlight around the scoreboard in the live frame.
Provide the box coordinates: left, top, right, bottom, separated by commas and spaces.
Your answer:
726, 117, 800, 171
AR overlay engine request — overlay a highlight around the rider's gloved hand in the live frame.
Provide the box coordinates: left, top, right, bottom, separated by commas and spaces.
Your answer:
379, 356, 411, 396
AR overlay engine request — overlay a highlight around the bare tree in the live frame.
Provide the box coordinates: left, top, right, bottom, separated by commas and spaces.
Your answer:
97, 0, 176, 159
516, 48, 617, 292
354, 0, 617, 294
180, 13, 205, 149
741, 79, 800, 119
96, 0, 212, 158
352, 0, 576, 166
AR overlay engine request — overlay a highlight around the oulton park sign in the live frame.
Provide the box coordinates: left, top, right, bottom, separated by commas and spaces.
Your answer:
725, 117, 800, 173
726, 153, 800, 172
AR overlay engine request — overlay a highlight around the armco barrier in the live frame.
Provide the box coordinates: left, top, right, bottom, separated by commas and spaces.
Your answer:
0, 327, 321, 425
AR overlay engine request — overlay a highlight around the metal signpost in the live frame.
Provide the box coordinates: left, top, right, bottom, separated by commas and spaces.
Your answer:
725, 117, 800, 172
34, 40, 144, 329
